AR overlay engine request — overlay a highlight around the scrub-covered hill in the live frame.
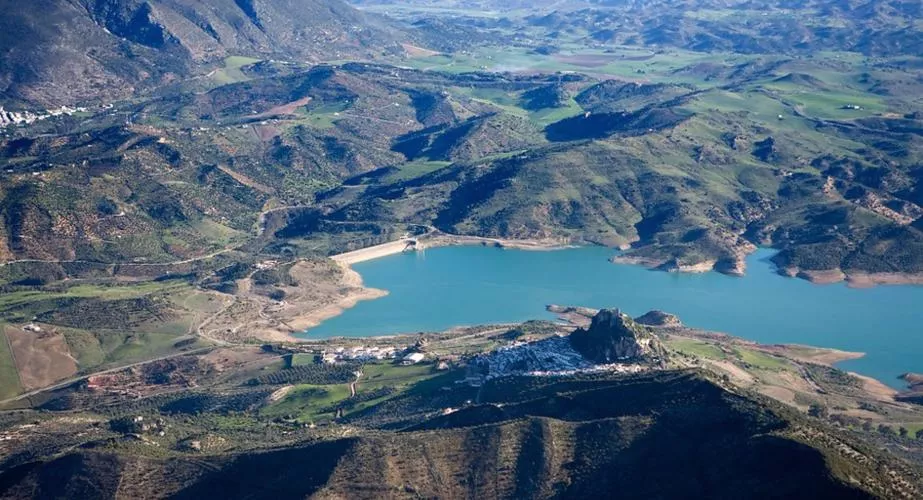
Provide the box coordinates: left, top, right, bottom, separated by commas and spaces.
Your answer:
0, 0, 407, 107
0, 370, 915, 499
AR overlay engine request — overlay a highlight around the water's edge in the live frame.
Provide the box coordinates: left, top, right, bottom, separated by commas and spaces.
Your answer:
303, 245, 923, 388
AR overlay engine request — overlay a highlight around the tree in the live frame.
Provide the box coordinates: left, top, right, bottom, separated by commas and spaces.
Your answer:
916, 429, 923, 440
878, 424, 895, 436
808, 403, 828, 419
899, 427, 908, 438
861, 421, 873, 432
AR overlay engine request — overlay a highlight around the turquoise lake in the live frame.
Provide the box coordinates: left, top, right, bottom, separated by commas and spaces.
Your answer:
304, 246, 923, 388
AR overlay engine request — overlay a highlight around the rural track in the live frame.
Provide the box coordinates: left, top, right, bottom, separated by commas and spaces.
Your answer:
0, 247, 236, 268
0, 346, 217, 406
349, 371, 362, 398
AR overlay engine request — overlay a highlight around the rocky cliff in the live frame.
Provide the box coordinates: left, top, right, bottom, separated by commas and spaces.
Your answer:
635, 309, 683, 327
569, 308, 668, 365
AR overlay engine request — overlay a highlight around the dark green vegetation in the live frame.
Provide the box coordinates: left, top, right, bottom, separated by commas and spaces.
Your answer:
2, 1, 923, 495
0, 368, 918, 498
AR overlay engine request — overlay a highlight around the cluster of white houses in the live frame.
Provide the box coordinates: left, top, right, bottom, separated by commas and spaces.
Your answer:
462, 336, 596, 386
318, 346, 427, 365
0, 105, 88, 128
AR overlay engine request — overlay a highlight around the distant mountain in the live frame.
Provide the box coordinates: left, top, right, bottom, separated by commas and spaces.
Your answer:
0, 0, 407, 107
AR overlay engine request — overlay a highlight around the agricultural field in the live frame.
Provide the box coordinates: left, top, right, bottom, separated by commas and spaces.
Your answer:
0, 279, 223, 400
260, 361, 441, 423
210, 56, 263, 86
0, 327, 21, 399
666, 337, 727, 360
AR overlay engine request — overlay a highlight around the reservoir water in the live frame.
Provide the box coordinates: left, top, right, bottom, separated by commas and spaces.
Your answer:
304, 246, 923, 387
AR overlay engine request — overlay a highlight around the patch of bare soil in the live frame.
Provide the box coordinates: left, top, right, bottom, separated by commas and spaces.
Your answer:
251, 124, 282, 142
253, 96, 312, 119
704, 359, 755, 386
852, 372, 899, 402
760, 344, 864, 366
216, 165, 274, 194
203, 258, 386, 343
200, 346, 272, 371
5, 325, 77, 390
268, 385, 294, 403
553, 54, 621, 67
402, 43, 442, 57
790, 267, 923, 287
274, 261, 387, 332
845, 271, 923, 287
760, 385, 798, 406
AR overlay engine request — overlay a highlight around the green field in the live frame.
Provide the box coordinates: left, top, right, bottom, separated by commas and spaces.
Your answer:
261, 383, 352, 422
260, 362, 439, 423
289, 102, 350, 130
529, 98, 584, 126
902, 422, 923, 436
360, 362, 435, 387
735, 348, 790, 371
0, 327, 22, 399
0, 281, 189, 314
211, 56, 262, 85
667, 338, 727, 359
385, 160, 453, 182
0, 280, 214, 376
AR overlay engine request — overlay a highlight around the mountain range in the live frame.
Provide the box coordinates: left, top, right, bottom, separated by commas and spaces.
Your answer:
2, 1, 923, 497
0, 0, 406, 107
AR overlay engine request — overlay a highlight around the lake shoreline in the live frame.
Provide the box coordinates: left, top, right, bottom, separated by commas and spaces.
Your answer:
282, 262, 389, 333
782, 266, 923, 287
333, 234, 923, 288
331, 232, 575, 266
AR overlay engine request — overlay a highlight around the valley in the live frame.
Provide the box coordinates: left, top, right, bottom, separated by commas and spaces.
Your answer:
1, 0, 923, 496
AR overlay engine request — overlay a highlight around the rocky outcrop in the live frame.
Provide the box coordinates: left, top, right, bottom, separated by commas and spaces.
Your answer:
634, 310, 682, 328
901, 373, 923, 387
569, 308, 668, 365
897, 373, 923, 405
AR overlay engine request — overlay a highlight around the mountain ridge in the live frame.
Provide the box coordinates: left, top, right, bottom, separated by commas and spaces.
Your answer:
0, 370, 913, 499
0, 0, 408, 107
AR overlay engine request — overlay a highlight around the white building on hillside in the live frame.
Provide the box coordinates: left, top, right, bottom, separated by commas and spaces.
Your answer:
402, 352, 426, 365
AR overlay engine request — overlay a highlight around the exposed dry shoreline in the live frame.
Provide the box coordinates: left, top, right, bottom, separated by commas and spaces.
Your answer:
614, 250, 923, 287
782, 266, 923, 287
253, 236, 923, 347
610, 255, 719, 274
283, 262, 388, 332
202, 259, 387, 344
332, 232, 574, 266
420, 233, 574, 252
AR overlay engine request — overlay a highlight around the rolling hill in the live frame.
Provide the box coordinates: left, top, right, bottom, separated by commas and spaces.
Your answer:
0, 0, 407, 107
